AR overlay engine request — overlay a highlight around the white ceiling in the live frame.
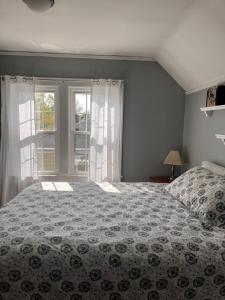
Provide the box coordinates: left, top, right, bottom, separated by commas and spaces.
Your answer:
0, 0, 224, 93
157, 0, 225, 93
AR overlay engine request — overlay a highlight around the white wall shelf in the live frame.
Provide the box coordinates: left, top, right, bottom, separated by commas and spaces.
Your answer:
215, 134, 225, 145
200, 105, 225, 117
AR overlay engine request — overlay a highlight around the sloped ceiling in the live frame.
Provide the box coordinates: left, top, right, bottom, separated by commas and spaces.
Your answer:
0, 0, 224, 93
157, 0, 225, 93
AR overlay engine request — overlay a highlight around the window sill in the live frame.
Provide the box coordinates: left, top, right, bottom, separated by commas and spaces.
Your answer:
38, 174, 88, 182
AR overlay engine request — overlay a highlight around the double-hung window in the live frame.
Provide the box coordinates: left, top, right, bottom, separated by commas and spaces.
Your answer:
69, 88, 91, 177
34, 80, 91, 180
35, 86, 58, 175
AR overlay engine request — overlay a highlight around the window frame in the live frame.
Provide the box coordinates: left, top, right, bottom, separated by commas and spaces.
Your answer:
35, 84, 60, 176
68, 86, 91, 179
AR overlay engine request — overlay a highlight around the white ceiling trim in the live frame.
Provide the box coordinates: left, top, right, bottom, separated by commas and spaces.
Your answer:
0, 51, 155, 62
1, 51, 222, 96
186, 73, 225, 95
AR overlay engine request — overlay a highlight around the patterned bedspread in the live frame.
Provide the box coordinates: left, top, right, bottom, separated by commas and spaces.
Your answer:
0, 181, 225, 300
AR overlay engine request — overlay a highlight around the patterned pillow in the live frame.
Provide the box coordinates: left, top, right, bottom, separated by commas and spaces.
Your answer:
165, 166, 225, 228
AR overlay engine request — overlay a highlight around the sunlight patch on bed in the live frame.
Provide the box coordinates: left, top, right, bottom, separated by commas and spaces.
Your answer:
96, 182, 121, 193
41, 182, 73, 191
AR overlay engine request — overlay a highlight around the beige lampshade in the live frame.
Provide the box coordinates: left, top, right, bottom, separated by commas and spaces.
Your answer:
163, 150, 183, 166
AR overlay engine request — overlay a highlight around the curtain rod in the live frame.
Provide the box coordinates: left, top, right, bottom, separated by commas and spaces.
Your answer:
1, 75, 34, 81
1, 75, 124, 82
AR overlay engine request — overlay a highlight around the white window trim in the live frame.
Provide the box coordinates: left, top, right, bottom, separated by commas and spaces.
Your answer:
68, 86, 91, 179
35, 80, 91, 180
35, 84, 60, 176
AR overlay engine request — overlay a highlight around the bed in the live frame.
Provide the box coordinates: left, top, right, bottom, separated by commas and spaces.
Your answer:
0, 177, 225, 300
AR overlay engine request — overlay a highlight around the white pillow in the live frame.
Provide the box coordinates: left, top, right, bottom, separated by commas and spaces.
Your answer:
201, 161, 225, 176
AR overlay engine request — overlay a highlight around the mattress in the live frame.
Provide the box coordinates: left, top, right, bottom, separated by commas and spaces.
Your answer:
0, 181, 225, 300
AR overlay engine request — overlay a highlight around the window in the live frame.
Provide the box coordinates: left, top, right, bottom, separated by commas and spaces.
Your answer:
35, 87, 57, 175
34, 81, 91, 180
73, 92, 91, 176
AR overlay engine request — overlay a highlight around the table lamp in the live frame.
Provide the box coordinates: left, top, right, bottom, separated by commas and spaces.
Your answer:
164, 150, 183, 180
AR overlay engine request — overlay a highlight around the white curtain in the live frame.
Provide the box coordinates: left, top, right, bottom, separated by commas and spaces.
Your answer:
90, 79, 124, 182
0, 76, 38, 205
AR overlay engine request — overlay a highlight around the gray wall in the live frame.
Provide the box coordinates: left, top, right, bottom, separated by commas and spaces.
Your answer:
183, 89, 225, 169
0, 55, 185, 181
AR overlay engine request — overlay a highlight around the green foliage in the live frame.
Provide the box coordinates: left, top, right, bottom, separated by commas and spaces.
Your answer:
35, 92, 55, 131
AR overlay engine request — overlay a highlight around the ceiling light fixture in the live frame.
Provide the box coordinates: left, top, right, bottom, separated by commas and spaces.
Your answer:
23, 0, 55, 13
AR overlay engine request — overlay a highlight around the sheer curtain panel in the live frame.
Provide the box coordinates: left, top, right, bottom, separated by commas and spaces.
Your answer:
0, 76, 38, 205
90, 79, 124, 182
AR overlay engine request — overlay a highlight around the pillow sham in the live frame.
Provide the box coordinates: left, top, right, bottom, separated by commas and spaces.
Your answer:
193, 183, 225, 228
201, 161, 225, 176
165, 166, 225, 228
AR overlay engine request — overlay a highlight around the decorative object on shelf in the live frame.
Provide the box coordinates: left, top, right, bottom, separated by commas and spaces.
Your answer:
206, 86, 217, 107
216, 85, 225, 105
206, 85, 225, 107
200, 104, 225, 117
22, 0, 54, 12
164, 150, 184, 180
149, 176, 173, 183
215, 134, 225, 145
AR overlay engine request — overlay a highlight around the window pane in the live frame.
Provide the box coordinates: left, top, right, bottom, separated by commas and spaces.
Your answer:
74, 150, 89, 174
36, 133, 55, 148
36, 132, 56, 173
75, 93, 86, 113
74, 92, 91, 177
43, 112, 55, 130
35, 93, 44, 111
43, 93, 55, 111
35, 92, 55, 131
37, 149, 55, 173
75, 133, 90, 149
75, 114, 86, 131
